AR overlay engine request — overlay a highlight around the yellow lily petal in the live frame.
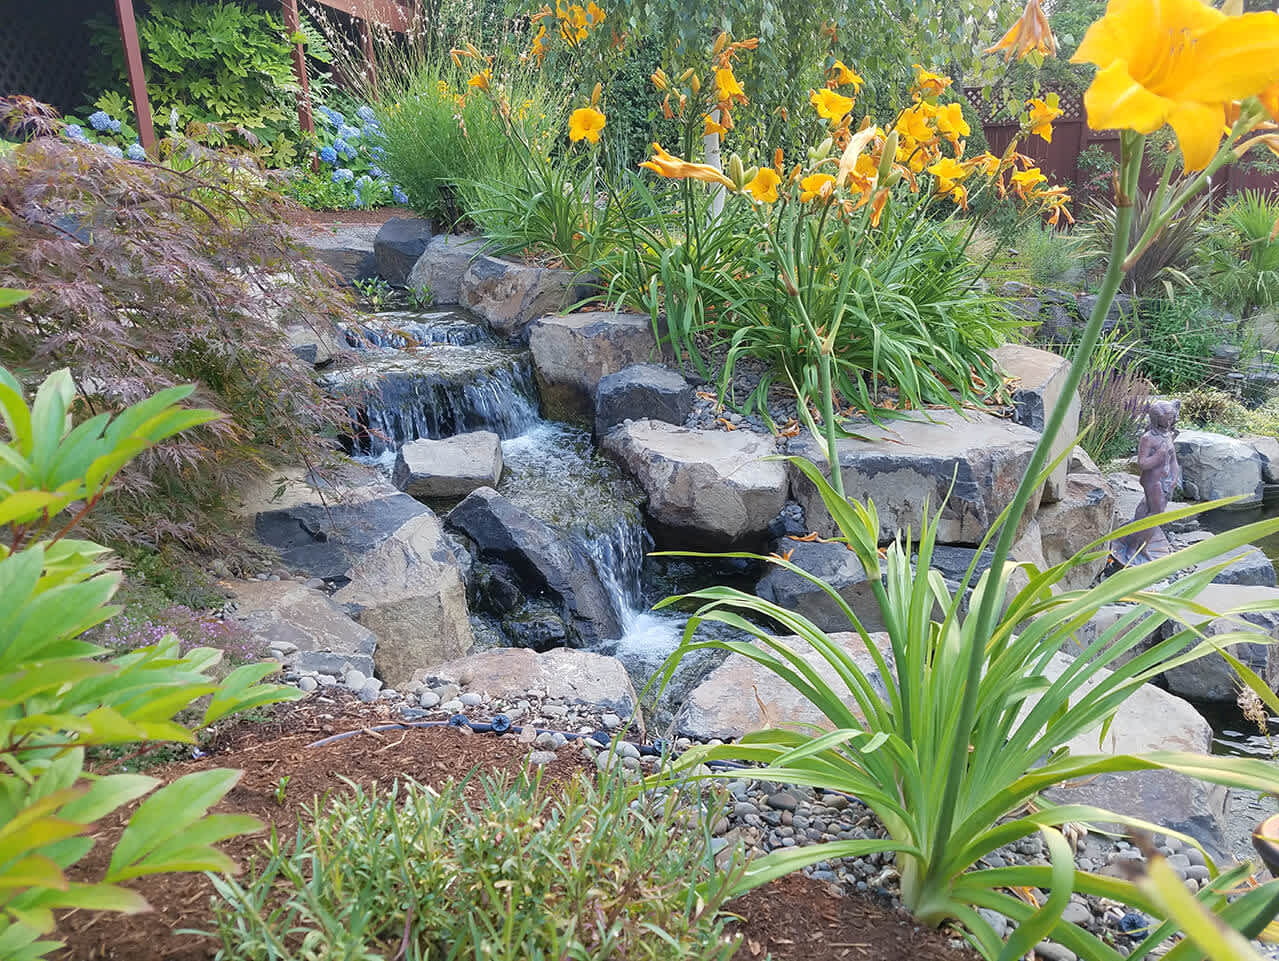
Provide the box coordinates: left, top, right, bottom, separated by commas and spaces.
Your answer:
1179, 12, 1279, 104
1083, 60, 1171, 134
1165, 100, 1225, 171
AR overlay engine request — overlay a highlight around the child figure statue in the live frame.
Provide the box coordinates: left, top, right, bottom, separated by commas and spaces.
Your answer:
1112, 399, 1181, 566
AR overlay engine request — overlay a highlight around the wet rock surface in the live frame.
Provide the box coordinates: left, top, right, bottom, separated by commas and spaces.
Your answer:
594, 363, 694, 438
393, 431, 503, 500
528, 311, 661, 419
374, 216, 433, 286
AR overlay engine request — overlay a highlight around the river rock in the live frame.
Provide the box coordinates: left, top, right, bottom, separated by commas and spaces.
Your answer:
285, 322, 343, 367
1036, 473, 1115, 590
529, 312, 661, 419
602, 421, 788, 548
1174, 430, 1264, 508
407, 234, 485, 305
756, 539, 882, 633
675, 632, 891, 740
444, 487, 622, 645
251, 470, 432, 581
1201, 544, 1277, 588
1154, 583, 1279, 702
994, 344, 1080, 504
393, 432, 503, 500
789, 410, 1042, 545
333, 511, 474, 688
374, 216, 433, 286
460, 256, 595, 339
417, 647, 640, 718
226, 579, 377, 678
291, 222, 378, 285
594, 364, 693, 438
1246, 434, 1279, 484
1039, 652, 1229, 859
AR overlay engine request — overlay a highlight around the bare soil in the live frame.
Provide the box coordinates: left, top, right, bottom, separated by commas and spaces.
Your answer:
58, 697, 979, 961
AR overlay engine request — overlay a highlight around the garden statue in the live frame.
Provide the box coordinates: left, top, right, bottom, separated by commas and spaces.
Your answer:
1112, 399, 1181, 566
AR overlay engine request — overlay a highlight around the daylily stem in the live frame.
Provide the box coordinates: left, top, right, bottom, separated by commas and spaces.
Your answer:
919, 131, 1146, 908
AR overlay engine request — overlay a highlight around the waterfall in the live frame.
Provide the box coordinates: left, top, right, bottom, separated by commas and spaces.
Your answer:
344, 310, 491, 349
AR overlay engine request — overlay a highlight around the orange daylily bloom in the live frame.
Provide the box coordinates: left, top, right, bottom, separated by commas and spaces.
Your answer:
640, 143, 735, 189
1010, 166, 1048, 198
895, 104, 935, 143
928, 156, 970, 194
935, 102, 970, 144
715, 67, 747, 104
1028, 96, 1061, 142
912, 65, 952, 100
569, 106, 606, 143
704, 114, 728, 137
868, 186, 890, 226
830, 60, 864, 91
746, 167, 781, 202
986, 0, 1057, 61
810, 87, 855, 122
799, 172, 836, 201
467, 69, 492, 91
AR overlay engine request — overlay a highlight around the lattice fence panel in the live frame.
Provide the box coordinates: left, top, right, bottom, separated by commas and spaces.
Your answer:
0, 0, 97, 112
963, 86, 1083, 124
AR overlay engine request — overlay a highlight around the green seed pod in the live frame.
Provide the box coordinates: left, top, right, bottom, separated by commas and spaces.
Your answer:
728, 153, 745, 188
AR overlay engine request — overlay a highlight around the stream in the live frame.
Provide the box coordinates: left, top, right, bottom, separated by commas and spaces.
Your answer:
333, 309, 750, 727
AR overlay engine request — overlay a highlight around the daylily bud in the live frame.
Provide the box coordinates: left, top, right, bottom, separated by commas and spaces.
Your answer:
690, 73, 701, 95
652, 69, 669, 91
728, 153, 745, 188
591, 82, 602, 107
878, 131, 898, 184
808, 137, 833, 163
743, 164, 759, 184
680, 68, 696, 82
712, 31, 728, 56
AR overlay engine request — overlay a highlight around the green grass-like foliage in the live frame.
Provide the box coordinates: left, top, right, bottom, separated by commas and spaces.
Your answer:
0, 363, 302, 961
654, 455, 1279, 960
206, 772, 742, 961
1198, 188, 1279, 319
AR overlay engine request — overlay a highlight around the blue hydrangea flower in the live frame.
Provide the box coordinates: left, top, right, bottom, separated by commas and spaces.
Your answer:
339, 142, 357, 161
319, 144, 338, 165
369, 165, 386, 179
369, 144, 386, 159
108, 117, 122, 133
63, 124, 88, 143
88, 110, 113, 132
356, 105, 376, 123
332, 167, 355, 184
126, 142, 147, 161
392, 185, 409, 205
338, 123, 360, 141
101, 144, 123, 159
318, 105, 344, 126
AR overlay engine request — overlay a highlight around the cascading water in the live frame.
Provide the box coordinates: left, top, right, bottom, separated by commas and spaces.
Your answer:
344, 310, 492, 348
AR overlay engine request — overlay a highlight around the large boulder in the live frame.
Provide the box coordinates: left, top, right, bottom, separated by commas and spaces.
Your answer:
1201, 544, 1277, 588
1246, 434, 1279, 485
602, 421, 788, 548
529, 312, 661, 419
994, 344, 1080, 504
407, 234, 485, 305
1037, 653, 1229, 859
1155, 583, 1279, 702
1175, 430, 1265, 508
675, 632, 890, 741
290, 222, 378, 285
374, 216, 433, 286
460, 256, 596, 339
789, 410, 1042, 545
417, 647, 640, 718
1036, 473, 1115, 590
333, 511, 474, 688
227, 579, 377, 678
594, 363, 693, 438
393, 431, 503, 500
755, 539, 882, 633
285, 322, 343, 367
445, 487, 622, 645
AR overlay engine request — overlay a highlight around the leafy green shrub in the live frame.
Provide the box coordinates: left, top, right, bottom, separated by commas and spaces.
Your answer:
1134, 294, 1237, 393
1198, 189, 1279, 318
1018, 221, 1085, 288
207, 772, 741, 961
658, 458, 1279, 959
0, 103, 347, 552
0, 362, 301, 960
1178, 389, 1279, 438
84, 0, 320, 165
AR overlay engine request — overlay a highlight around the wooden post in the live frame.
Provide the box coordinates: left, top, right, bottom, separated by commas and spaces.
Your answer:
114, 0, 157, 155
281, 0, 316, 137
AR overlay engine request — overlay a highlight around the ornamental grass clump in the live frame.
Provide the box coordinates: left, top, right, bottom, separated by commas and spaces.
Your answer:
654, 0, 1279, 957
206, 773, 742, 961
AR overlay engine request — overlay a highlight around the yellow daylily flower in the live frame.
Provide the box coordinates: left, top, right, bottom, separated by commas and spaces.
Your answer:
895, 104, 935, 143
949, 184, 969, 210
986, 0, 1057, 61
928, 156, 970, 194
1071, 0, 1279, 171
935, 103, 971, 143
1027, 96, 1061, 143
467, 69, 492, 92
965, 151, 1002, 177
587, 1, 605, 24
1010, 166, 1048, 198
569, 106, 606, 143
912, 65, 952, 100
715, 67, 746, 104
830, 60, 864, 91
529, 24, 548, 63
640, 143, 735, 188
810, 88, 855, 122
799, 172, 836, 202
746, 167, 781, 202
704, 114, 728, 137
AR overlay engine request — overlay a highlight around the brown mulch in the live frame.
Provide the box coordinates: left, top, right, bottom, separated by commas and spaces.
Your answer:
278, 205, 416, 228
58, 697, 980, 961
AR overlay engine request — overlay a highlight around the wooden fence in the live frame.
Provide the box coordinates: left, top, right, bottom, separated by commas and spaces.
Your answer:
966, 89, 1279, 209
